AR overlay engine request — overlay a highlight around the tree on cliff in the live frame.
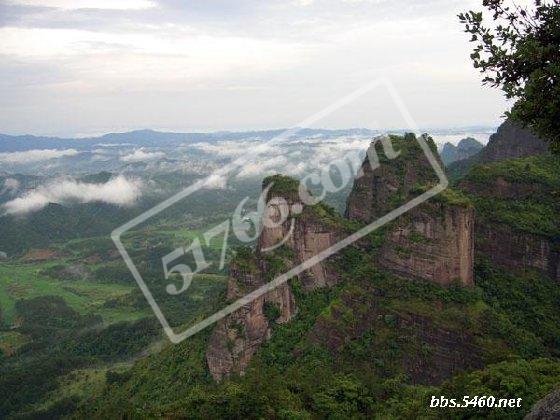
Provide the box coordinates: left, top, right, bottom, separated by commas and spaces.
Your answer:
459, 0, 560, 154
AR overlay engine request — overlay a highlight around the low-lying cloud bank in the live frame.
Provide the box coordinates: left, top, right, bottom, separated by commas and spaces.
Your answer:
120, 149, 165, 162
0, 149, 79, 163
3, 175, 143, 215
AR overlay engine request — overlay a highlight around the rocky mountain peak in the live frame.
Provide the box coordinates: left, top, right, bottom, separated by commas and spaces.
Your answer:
206, 175, 343, 381
346, 133, 474, 286
481, 119, 549, 163
207, 135, 476, 381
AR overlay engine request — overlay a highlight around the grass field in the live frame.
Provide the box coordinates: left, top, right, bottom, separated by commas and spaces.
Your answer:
0, 262, 147, 325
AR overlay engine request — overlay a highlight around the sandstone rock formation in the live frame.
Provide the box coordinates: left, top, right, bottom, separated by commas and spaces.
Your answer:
345, 133, 441, 223
378, 201, 475, 286
460, 165, 560, 282
205, 259, 297, 381
475, 226, 559, 282
481, 119, 549, 163
446, 120, 550, 180
207, 134, 478, 381
206, 176, 342, 381
346, 133, 475, 286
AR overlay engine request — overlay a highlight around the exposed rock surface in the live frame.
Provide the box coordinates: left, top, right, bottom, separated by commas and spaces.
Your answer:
459, 156, 560, 282
206, 260, 297, 381
206, 177, 342, 380
379, 201, 475, 286
400, 313, 483, 385
206, 132, 488, 382
525, 388, 560, 420
346, 134, 475, 286
345, 133, 440, 223
306, 287, 482, 386
474, 225, 559, 282
446, 120, 549, 180
481, 119, 549, 163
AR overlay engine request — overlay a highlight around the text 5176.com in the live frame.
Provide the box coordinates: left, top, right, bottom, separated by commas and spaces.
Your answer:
430, 395, 522, 409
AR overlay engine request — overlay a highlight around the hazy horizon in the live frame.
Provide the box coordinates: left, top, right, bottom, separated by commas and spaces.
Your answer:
0, 124, 499, 139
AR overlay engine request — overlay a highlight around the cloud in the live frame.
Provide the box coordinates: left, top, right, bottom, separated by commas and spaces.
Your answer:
190, 140, 280, 158
120, 148, 165, 162
0, 149, 79, 163
201, 174, 227, 189
0, 178, 21, 195
95, 143, 135, 147
3, 178, 20, 190
3, 175, 143, 214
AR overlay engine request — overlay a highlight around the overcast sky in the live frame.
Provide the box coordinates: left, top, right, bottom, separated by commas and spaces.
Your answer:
0, 0, 510, 136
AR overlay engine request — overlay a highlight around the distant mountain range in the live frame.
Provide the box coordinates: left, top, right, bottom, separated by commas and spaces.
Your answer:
0, 127, 495, 153
0, 129, 373, 153
440, 137, 484, 166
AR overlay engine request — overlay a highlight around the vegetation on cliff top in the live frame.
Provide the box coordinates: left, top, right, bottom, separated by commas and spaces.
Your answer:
411, 183, 473, 208
463, 155, 560, 188
262, 174, 301, 198
461, 155, 560, 237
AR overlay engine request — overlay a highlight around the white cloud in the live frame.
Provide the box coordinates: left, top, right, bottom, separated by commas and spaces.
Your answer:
0, 178, 21, 195
91, 153, 113, 161
0, 149, 79, 163
3, 175, 143, 215
190, 140, 280, 158
6, 0, 157, 10
3, 178, 21, 190
95, 143, 135, 147
236, 155, 290, 178
120, 148, 165, 162
201, 174, 227, 189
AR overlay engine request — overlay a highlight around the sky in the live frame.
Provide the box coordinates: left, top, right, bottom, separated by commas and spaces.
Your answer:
0, 0, 510, 137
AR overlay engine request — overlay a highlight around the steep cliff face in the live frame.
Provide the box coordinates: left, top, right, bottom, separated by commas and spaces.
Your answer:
378, 200, 474, 287
346, 133, 475, 286
207, 133, 483, 382
459, 155, 560, 281
474, 226, 559, 282
345, 133, 440, 223
446, 120, 549, 180
206, 258, 297, 381
206, 176, 342, 380
481, 120, 549, 163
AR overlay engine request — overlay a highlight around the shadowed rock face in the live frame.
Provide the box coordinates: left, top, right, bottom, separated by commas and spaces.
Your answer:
481, 120, 549, 163
346, 134, 475, 286
345, 134, 440, 223
460, 173, 560, 282
206, 262, 297, 381
475, 226, 559, 282
458, 154, 560, 282
206, 178, 342, 381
